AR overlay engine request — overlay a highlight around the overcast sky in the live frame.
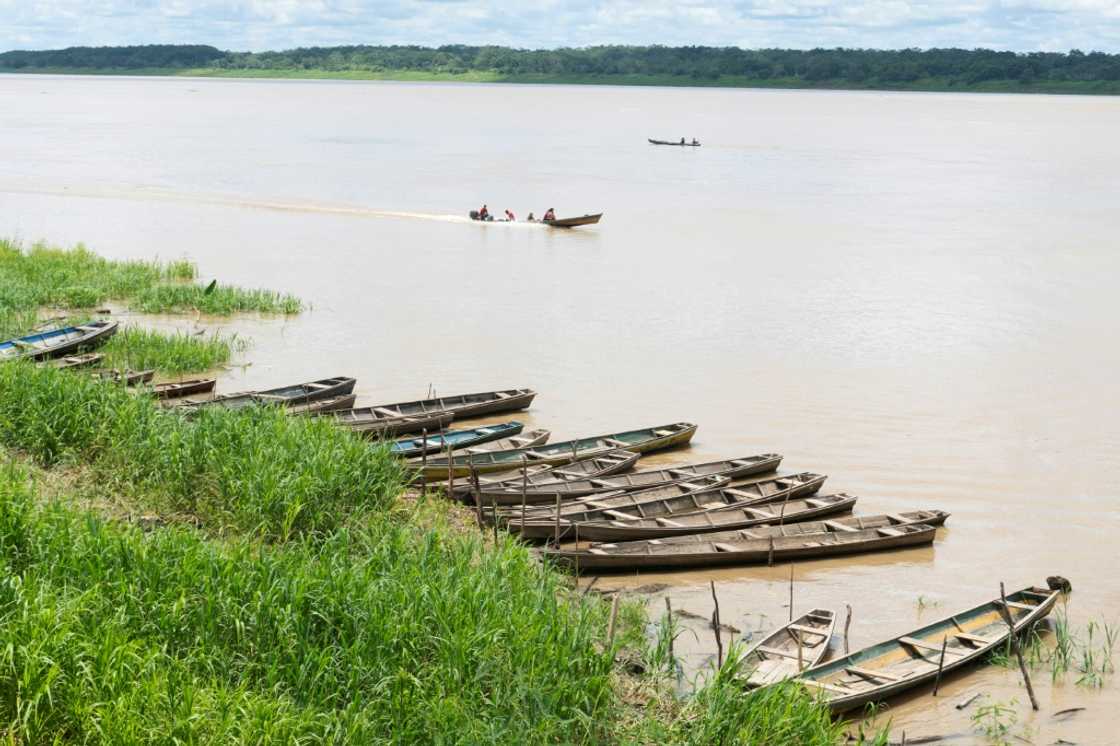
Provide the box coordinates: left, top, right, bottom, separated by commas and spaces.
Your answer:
3, 1, 1120, 53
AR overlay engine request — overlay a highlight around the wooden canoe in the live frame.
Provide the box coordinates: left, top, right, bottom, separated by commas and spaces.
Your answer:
287, 393, 358, 416
740, 610, 836, 688
544, 522, 933, 571
420, 422, 696, 480
509, 471, 827, 526
390, 422, 527, 458
594, 510, 951, 550
544, 214, 603, 228
177, 376, 356, 411
432, 428, 550, 457
153, 378, 217, 400
91, 368, 155, 386
325, 410, 454, 439
1, 321, 118, 361
49, 353, 104, 370
648, 139, 701, 147
795, 585, 1061, 713
329, 388, 535, 432
478, 453, 783, 505
450, 449, 642, 499
521, 493, 858, 542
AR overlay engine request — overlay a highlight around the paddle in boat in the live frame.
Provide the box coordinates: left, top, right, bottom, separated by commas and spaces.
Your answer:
0, 320, 118, 361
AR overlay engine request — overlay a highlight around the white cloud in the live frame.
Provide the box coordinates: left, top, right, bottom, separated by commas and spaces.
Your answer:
1, 0, 1119, 52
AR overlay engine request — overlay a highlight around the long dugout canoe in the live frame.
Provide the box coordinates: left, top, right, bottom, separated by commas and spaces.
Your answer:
1, 320, 118, 361
520, 493, 858, 542
477, 453, 782, 505
450, 449, 642, 499
176, 376, 356, 411
329, 388, 536, 433
794, 585, 1061, 713
421, 422, 696, 480
593, 510, 950, 550
543, 522, 935, 572
392, 422, 525, 458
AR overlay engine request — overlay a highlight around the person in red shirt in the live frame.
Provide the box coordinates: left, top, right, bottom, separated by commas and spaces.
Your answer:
479, 204, 490, 220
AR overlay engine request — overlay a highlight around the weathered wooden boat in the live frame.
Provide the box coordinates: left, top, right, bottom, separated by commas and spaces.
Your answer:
420, 422, 696, 480
544, 213, 603, 228
0, 321, 118, 361
595, 510, 950, 550
509, 471, 826, 525
286, 393, 358, 416
177, 376, 356, 411
91, 368, 155, 386
503, 475, 733, 524
544, 522, 933, 571
648, 138, 701, 147
328, 388, 536, 431
451, 449, 642, 498
478, 453, 783, 505
328, 410, 455, 439
795, 585, 1061, 713
519, 493, 857, 542
152, 378, 218, 400
49, 353, 104, 370
391, 422, 528, 458
739, 610, 836, 688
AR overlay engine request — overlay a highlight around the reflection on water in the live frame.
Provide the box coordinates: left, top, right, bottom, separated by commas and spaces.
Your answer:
1, 74, 1118, 741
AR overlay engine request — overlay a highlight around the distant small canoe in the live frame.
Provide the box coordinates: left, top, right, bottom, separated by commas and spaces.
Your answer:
544, 214, 603, 228
520, 492, 857, 542
392, 422, 527, 458
153, 378, 217, 400
177, 376, 356, 411
421, 422, 696, 480
479, 453, 783, 506
452, 449, 642, 499
739, 610, 836, 688
50, 353, 104, 370
648, 139, 700, 147
796, 585, 1061, 713
544, 521, 933, 571
91, 368, 155, 386
0, 321, 118, 361
330, 388, 536, 433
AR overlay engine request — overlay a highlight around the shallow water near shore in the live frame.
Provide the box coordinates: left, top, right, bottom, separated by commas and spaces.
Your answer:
2, 73, 1119, 741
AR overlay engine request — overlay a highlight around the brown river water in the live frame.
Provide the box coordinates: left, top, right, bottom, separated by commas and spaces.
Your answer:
2, 74, 1118, 742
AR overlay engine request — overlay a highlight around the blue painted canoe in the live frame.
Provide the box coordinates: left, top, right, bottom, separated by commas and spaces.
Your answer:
391, 421, 532, 458
0, 321, 118, 361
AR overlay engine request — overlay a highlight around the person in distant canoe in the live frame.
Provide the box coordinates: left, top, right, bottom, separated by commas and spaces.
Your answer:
479, 204, 490, 220
526, 212, 536, 222
505, 209, 516, 221
680, 137, 685, 145
691, 138, 699, 145
543, 207, 556, 221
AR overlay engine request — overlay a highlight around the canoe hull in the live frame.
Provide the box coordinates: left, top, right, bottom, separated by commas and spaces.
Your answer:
544, 214, 602, 228
0, 321, 118, 361
154, 378, 218, 400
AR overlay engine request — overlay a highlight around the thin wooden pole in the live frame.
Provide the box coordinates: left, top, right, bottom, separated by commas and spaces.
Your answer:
788, 565, 795, 622
932, 638, 948, 695
797, 630, 804, 672
665, 596, 674, 662
607, 593, 621, 648
768, 536, 774, 566
490, 489, 498, 543
520, 456, 528, 537
554, 492, 563, 547
843, 603, 852, 655
470, 462, 483, 529
999, 582, 1039, 710
419, 427, 427, 495
779, 486, 791, 526
710, 581, 723, 668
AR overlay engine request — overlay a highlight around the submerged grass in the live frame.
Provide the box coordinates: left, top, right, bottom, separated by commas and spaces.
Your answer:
0, 463, 619, 743
99, 327, 248, 374
0, 362, 404, 540
0, 238, 301, 316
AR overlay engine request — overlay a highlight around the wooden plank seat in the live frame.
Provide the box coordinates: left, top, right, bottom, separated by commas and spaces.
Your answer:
799, 679, 853, 694
712, 543, 738, 553
955, 632, 994, 646
755, 645, 801, 659
899, 636, 953, 654
1001, 600, 1036, 611
846, 666, 903, 682
824, 520, 858, 532
787, 624, 829, 637
654, 517, 684, 527
877, 527, 905, 537
653, 429, 675, 437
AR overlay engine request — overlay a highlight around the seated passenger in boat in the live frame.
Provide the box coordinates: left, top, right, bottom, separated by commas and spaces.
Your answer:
526, 212, 536, 222
478, 204, 490, 220
543, 208, 556, 221
505, 209, 516, 221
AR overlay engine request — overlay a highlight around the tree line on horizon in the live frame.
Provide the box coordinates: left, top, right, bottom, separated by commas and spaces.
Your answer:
3, 43, 1120, 88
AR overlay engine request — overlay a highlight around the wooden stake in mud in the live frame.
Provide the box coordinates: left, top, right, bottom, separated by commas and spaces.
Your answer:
665, 596, 674, 662
932, 638, 948, 695
490, 489, 499, 544
419, 428, 428, 495
554, 492, 563, 547
999, 581, 1039, 711
470, 462, 484, 529
520, 455, 529, 534
788, 565, 795, 622
797, 631, 804, 672
843, 603, 853, 655
710, 581, 723, 668
768, 536, 775, 567
607, 593, 621, 648
778, 487, 792, 526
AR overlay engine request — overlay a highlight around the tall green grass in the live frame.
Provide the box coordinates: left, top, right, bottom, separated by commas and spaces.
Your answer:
0, 362, 404, 540
0, 463, 618, 743
99, 327, 247, 374
0, 238, 301, 316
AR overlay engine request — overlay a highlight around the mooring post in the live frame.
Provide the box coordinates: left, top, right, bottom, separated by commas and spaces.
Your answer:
665, 596, 674, 663
520, 455, 528, 536
710, 580, 723, 668
553, 492, 562, 547
788, 565, 794, 622
768, 535, 775, 566
419, 427, 428, 496
607, 593, 621, 649
933, 638, 948, 695
999, 581, 1039, 710
844, 603, 853, 655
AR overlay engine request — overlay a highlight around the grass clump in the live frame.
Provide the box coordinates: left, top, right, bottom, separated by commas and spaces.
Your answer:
0, 464, 619, 743
99, 327, 247, 374
0, 362, 404, 540
0, 238, 301, 316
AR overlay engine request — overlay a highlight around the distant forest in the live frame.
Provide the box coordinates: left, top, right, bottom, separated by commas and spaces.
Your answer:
3, 43, 1120, 93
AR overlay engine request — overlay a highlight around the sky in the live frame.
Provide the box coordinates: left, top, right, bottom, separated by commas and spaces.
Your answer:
2, 1, 1120, 54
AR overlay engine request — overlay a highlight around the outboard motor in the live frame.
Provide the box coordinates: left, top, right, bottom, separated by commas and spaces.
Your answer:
469, 210, 480, 220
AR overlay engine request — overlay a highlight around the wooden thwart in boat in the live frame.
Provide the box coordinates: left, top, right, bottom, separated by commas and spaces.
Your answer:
739, 610, 836, 688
